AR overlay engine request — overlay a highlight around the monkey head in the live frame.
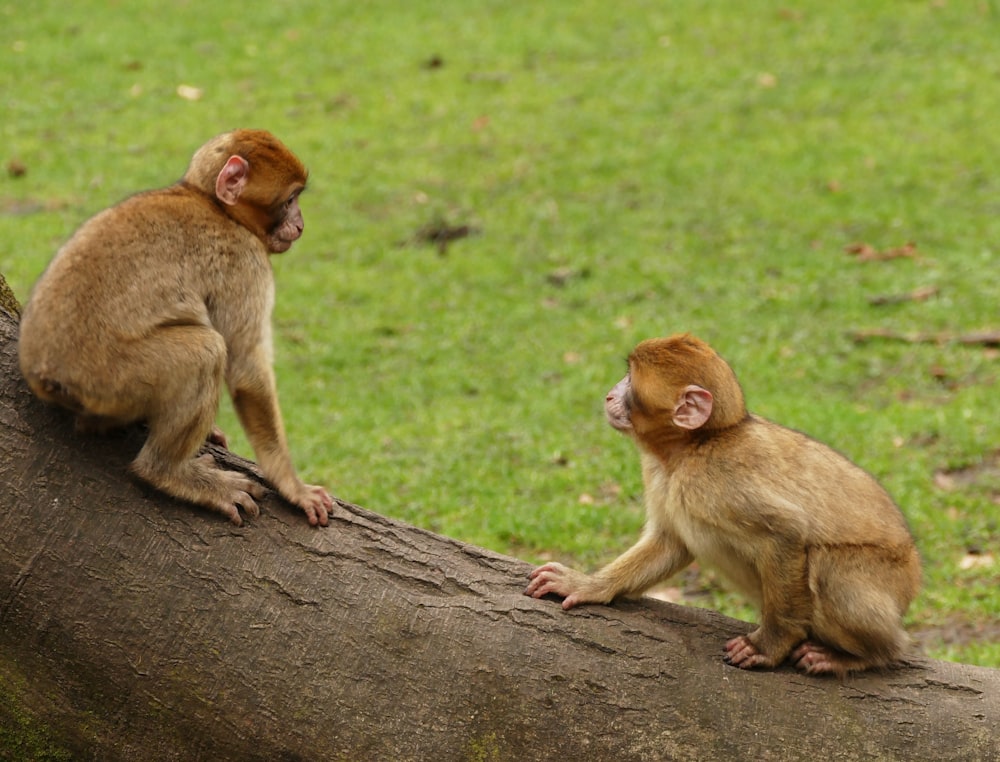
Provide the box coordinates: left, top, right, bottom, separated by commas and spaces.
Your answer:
185, 129, 308, 254
606, 334, 747, 444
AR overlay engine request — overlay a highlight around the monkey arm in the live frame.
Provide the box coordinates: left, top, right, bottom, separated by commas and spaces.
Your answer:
227, 351, 333, 527
229, 374, 291, 484
590, 524, 695, 601
585, 449, 698, 597
526, 449, 697, 609
525, 525, 694, 610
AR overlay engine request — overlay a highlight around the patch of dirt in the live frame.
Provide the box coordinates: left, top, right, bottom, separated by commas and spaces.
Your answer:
0, 196, 68, 217
911, 617, 1000, 649
406, 219, 480, 255
934, 450, 1000, 491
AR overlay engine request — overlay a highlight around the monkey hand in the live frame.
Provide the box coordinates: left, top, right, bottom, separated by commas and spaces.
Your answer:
524, 562, 610, 610
287, 483, 334, 528
723, 634, 782, 670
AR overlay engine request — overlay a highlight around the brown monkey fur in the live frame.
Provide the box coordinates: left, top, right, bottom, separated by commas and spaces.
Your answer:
526, 334, 921, 676
18, 129, 334, 527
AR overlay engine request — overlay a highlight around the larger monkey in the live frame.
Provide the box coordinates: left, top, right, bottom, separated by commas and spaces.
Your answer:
19, 129, 334, 527
526, 334, 921, 676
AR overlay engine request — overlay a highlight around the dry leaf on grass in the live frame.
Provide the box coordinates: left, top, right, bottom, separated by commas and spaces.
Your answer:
845, 241, 919, 262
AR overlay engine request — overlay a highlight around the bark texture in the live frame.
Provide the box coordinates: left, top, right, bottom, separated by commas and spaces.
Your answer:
0, 302, 998, 761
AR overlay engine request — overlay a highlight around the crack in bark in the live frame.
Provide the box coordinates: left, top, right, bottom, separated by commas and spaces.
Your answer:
181, 567, 245, 597
1, 521, 65, 623
250, 573, 320, 606
920, 678, 985, 696
842, 686, 927, 707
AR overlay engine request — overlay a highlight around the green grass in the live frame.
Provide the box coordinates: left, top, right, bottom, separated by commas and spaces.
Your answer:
2, 1, 999, 669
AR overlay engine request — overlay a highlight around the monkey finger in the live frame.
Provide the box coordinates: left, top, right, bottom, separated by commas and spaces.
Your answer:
238, 492, 261, 519
282, 484, 331, 527
523, 573, 556, 598
525, 575, 569, 601
222, 471, 266, 512
528, 562, 566, 580
790, 642, 836, 674
314, 488, 333, 526
320, 488, 335, 510
525, 566, 554, 586
302, 506, 321, 527
523, 578, 547, 598
724, 635, 747, 652
789, 641, 820, 661
217, 488, 260, 522
212, 498, 245, 526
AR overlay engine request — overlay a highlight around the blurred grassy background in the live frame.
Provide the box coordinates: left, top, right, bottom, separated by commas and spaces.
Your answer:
2, 0, 999, 667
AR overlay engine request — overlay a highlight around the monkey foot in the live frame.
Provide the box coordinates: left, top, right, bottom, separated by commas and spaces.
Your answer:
723, 635, 777, 670
790, 641, 872, 676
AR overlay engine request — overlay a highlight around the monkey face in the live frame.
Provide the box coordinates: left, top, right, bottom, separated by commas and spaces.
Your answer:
267, 193, 305, 254
605, 375, 634, 433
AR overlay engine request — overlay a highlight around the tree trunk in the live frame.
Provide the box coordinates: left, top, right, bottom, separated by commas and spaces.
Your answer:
0, 301, 997, 762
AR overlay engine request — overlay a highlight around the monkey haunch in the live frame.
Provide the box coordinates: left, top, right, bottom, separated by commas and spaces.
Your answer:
526, 334, 921, 676
18, 129, 334, 527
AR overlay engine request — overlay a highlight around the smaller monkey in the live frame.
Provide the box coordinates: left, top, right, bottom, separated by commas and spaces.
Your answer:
525, 334, 921, 676
18, 129, 334, 527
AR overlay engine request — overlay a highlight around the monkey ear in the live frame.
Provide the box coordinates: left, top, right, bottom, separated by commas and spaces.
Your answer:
672, 385, 713, 430
215, 156, 250, 206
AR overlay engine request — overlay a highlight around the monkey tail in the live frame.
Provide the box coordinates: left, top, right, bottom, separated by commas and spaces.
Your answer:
25, 374, 86, 414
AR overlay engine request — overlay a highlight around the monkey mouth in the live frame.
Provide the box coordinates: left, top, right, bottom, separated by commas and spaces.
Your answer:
268, 237, 296, 254
606, 413, 633, 432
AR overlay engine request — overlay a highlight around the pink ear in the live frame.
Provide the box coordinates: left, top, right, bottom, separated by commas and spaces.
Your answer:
672, 385, 713, 430
215, 156, 249, 206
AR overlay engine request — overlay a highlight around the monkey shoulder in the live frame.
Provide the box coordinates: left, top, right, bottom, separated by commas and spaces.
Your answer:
53, 188, 250, 266
25, 185, 270, 345
728, 415, 870, 474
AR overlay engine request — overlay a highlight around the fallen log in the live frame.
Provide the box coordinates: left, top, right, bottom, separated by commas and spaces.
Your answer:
0, 300, 997, 761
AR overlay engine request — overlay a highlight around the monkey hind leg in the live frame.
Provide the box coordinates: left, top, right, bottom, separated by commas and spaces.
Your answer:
805, 550, 919, 675
125, 326, 265, 525
134, 452, 266, 526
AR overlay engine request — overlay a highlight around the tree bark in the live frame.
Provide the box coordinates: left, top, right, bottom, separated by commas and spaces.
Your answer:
0, 302, 997, 762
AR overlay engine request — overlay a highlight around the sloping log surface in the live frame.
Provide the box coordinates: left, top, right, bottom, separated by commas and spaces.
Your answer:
0, 305, 998, 761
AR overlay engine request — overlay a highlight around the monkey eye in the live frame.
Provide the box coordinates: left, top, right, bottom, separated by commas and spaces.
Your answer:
281, 188, 304, 209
